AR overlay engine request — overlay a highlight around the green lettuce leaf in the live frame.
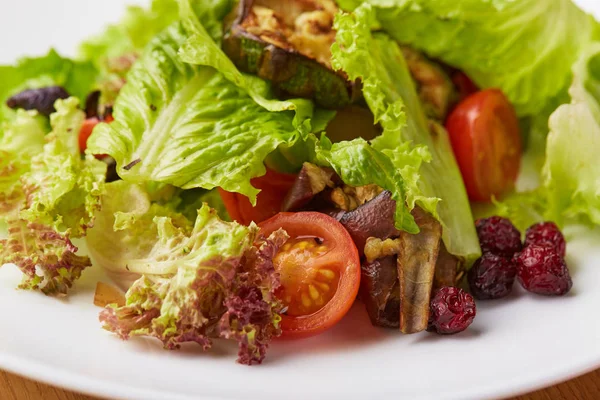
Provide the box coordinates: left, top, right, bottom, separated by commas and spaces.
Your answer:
0, 50, 98, 122
543, 43, 600, 226
330, 5, 480, 260
91, 181, 286, 364
0, 110, 48, 216
79, 0, 180, 66
177, 0, 314, 128
498, 42, 600, 229
87, 20, 315, 203
19, 98, 106, 237
1, 99, 104, 296
347, 0, 599, 117
315, 136, 419, 234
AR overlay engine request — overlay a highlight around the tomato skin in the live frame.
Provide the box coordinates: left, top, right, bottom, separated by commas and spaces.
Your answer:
259, 212, 361, 339
79, 115, 114, 154
445, 89, 522, 202
219, 169, 297, 225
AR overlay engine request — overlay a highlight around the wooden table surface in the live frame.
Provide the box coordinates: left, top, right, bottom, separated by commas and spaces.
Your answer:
1, 368, 600, 400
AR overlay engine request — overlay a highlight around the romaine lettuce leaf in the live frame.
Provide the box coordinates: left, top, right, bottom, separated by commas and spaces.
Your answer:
345, 0, 599, 117
543, 43, 600, 226
79, 0, 180, 66
498, 43, 600, 229
91, 182, 285, 364
79, 0, 233, 66
87, 19, 316, 203
330, 5, 480, 260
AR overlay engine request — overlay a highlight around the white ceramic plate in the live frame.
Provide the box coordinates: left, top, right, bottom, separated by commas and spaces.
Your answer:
2, 1, 600, 400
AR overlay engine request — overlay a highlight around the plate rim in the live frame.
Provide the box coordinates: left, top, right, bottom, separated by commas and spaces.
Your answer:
2, 344, 600, 400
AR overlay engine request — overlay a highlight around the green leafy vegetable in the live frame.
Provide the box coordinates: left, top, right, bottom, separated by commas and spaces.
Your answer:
344, 0, 599, 117
0, 110, 48, 216
498, 42, 600, 229
87, 17, 316, 203
330, 5, 480, 260
1, 98, 105, 296
0, 50, 98, 122
79, 0, 180, 66
0, 220, 91, 296
91, 182, 286, 364
19, 98, 106, 237
315, 136, 420, 234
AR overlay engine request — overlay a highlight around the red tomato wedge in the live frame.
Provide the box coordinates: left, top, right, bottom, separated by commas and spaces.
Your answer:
79, 115, 114, 154
445, 89, 522, 202
219, 169, 296, 225
259, 212, 361, 339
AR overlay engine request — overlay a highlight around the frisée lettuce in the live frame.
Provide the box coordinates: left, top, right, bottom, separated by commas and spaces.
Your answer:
90, 182, 286, 364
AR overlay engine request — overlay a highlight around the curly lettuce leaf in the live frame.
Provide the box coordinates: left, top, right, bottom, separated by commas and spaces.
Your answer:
92, 183, 285, 364
0, 219, 92, 296
19, 98, 106, 237
331, 5, 479, 260
1, 99, 104, 296
87, 21, 315, 203
0, 110, 48, 216
347, 0, 599, 117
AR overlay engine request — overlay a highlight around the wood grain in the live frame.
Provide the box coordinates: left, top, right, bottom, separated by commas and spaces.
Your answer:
1, 368, 600, 399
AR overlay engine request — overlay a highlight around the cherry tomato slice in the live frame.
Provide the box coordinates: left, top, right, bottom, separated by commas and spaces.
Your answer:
219, 169, 296, 225
259, 212, 361, 339
445, 89, 522, 202
79, 115, 114, 154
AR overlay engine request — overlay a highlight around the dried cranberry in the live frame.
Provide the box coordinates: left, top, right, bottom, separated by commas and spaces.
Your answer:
468, 253, 516, 300
6, 86, 70, 116
476, 216, 522, 256
525, 222, 566, 258
428, 287, 476, 335
516, 245, 572, 296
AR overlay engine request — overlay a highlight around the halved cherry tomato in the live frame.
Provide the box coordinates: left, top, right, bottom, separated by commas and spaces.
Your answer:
445, 89, 521, 202
259, 212, 361, 339
79, 115, 114, 154
219, 168, 296, 225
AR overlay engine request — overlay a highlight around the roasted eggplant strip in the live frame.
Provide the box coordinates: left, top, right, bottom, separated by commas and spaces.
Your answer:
397, 208, 442, 334
338, 191, 400, 258
360, 256, 400, 329
282, 162, 338, 211
434, 241, 460, 289
223, 0, 357, 108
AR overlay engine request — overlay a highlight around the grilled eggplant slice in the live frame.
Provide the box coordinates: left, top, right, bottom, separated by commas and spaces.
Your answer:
434, 241, 460, 289
397, 207, 443, 334
339, 191, 400, 257
361, 256, 400, 329
223, 0, 357, 108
